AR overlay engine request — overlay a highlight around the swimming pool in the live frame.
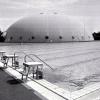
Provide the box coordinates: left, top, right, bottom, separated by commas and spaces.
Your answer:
1, 42, 100, 92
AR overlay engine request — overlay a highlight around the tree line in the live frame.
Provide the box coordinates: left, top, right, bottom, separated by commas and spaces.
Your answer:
0, 29, 5, 42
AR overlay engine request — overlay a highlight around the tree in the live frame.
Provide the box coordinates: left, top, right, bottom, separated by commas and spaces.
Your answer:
92, 31, 100, 40
0, 29, 5, 42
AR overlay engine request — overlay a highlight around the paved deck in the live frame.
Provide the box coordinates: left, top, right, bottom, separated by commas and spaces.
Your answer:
0, 68, 42, 100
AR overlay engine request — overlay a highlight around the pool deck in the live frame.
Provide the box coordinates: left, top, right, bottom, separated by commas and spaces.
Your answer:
0, 67, 42, 100
0, 62, 69, 100
0, 62, 100, 100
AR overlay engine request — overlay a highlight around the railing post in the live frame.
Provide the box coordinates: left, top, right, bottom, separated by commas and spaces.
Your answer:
24, 55, 26, 62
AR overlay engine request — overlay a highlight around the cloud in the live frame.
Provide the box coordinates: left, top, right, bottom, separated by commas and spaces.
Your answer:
0, 0, 100, 32
0, 0, 52, 18
0, 0, 80, 18
0, 17, 21, 31
0, 0, 29, 18
1, 0, 100, 18
66, 0, 100, 16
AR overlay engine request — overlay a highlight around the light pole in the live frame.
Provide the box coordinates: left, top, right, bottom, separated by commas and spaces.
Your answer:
83, 18, 86, 41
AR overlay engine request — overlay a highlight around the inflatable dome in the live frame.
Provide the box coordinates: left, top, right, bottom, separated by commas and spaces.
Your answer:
5, 14, 93, 42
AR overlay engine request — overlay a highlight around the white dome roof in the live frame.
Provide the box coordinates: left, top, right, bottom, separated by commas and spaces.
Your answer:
6, 14, 93, 42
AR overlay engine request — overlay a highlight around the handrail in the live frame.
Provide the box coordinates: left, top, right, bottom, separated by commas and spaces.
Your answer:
24, 54, 54, 71
14, 51, 54, 71
24, 54, 35, 62
14, 51, 35, 62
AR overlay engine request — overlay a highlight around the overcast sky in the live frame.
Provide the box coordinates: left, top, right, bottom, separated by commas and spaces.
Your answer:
0, 0, 100, 32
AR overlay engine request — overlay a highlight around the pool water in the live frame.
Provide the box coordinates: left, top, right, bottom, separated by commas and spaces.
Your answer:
1, 42, 100, 92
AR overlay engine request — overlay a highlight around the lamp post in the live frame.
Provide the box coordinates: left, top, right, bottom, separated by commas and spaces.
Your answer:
83, 18, 86, 41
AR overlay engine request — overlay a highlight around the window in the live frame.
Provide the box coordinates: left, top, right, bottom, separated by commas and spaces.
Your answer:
32, 36, 35, 39
72, 36, 75, 39
19, 36, 22, 40
10, 36, 13, 40
45, 36, 49, 39
59, 36, 62, 39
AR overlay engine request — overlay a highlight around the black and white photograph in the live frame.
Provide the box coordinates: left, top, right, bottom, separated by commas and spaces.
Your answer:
0, 0, 100, 100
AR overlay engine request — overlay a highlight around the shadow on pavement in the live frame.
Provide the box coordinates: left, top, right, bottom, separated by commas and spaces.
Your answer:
7, 78, 23, 85
0, 67, 4, 71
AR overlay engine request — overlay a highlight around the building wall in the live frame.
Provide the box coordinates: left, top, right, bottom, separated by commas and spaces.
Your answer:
5, 14, 94, 43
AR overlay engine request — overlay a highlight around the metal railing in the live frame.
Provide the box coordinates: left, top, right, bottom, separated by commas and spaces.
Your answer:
14, 51, 54, 71
24, 54, 54, 71
14, 51, 36, 62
